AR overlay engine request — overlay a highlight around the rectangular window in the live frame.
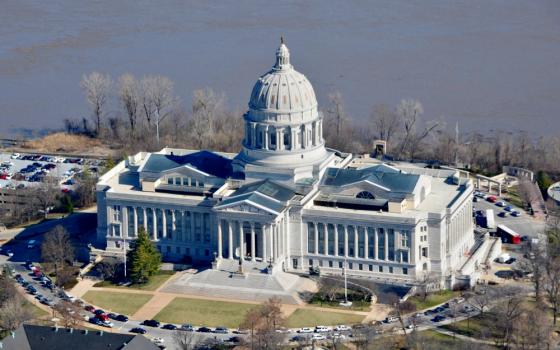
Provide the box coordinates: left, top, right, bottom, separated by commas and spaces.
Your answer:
175, 177, 181, 185
339, 261, 343, 269
348, 262, 353, 270
358, 227, 365, 258
307, 223, 315, 254
338, 225, 345, 255
112, 205, 121, 222
367, 227, 375, 259
293, 259, 298, 269
198, 180, 204, 188
369, 264, 373, 271
359, 264, 363, 271
402, 251, 409, 263
378, 228, 385, 259
329, 261, 333, 268
182, 177, 189, 186
401, 231, 409, 248
328, 224, 335, 255
319, 260, 323, 267
348, 226, 355, 256
167, 177, 173, 185
318, 224, 325, 255
379, 266, 383, 272
389, 266, 394, 274
403, 267, 408, 275
422, 247, 428, 258
388, 229, 395, 261
309, 259, 314, 266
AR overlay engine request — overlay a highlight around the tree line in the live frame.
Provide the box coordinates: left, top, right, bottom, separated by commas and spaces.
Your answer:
77, 71, 560, 181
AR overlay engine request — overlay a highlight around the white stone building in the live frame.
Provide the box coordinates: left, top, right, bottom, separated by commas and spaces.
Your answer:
96, 40, 476, 289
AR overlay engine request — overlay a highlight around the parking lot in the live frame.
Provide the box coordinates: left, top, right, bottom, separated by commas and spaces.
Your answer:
0, 152, 104, 191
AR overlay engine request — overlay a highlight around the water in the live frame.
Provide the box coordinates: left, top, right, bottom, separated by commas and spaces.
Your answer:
1, 0, 559, 138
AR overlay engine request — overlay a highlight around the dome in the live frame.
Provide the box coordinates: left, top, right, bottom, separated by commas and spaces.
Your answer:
248, 41, 317, 113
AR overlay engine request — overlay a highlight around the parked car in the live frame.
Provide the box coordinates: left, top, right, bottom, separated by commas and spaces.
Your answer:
130, 327, 147, 334
496, 201, 507, 207
511, 211, 521, 217
162, 324, 177, 330
312, 334, 326, 341
94, 309, 106, 315
116, 315, 129, 322
180, 324, 195, 331
197, 327, 212, 333
334, 325, 351, 331
498, 211, 509, 218
143, 319, 161, 327
214, 327, 228, 334
315, 325, 331, 333
431, 315, 446, 322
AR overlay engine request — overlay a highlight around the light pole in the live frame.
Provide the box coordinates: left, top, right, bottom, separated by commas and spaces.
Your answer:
339, 258, 352, 307
122, 238, 127, 280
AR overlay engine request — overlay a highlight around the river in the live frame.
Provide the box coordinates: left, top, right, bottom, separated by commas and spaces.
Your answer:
1, 0, 559, 138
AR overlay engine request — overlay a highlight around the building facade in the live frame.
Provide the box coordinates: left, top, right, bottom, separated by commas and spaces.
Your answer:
97, 41, 475, 288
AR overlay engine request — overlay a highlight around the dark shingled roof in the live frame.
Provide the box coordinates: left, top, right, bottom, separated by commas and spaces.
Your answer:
0, 324, 159, 350
142, 150, 233, 178
322, 165, 420, 193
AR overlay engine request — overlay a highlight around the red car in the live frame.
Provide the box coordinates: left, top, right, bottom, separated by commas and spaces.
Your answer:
85, 305, 95, 312
96, 313, 109, 321
487, 196, 497, 203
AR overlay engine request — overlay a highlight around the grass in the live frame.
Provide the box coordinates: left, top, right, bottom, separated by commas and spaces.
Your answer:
285, 308, 364, 328
505, 186, 524, 208
309, 299, 371, 312
23, 299, 49, 318
82, 290, 152, 315
408, 290, 460, 310
93, 270, 175, 291
155, 297, 256, 328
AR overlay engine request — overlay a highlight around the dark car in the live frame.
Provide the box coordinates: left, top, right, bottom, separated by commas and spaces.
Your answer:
442, 303, 450, 309
143, 319, 161, 327
435, 306, 445, 313
162, 324, 177, 330
505, 257, 517, 264
214, 327, 228, 334
197, 327, 212, 333
116, 315, 129, 322
130, 327, 147, 334
431, 315, 446, 322
108, 313, 118, 319
228, 336, 241, 343
94, 309, 106, 315
84, 305, 95, 312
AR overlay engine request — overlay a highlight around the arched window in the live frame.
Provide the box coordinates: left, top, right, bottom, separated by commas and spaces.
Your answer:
356, 191, 375, 200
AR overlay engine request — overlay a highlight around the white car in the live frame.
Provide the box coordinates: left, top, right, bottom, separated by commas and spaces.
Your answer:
315, 325, 331, 333
298, 327, 313, 333
496, 201, 506, 207
334, 324, 351, 331
312, 334, 326, 341
331, 333, 346, 340
10, 153, 20, 159
101, 320, 114, 328
152, 337, 165, 344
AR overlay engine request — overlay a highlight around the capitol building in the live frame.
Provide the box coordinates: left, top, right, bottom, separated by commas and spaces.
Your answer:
97, 40, 478, 289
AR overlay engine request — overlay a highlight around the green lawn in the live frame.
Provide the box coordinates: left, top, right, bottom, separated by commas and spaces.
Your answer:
505, 186, 524, 208
155, 297, 257, 328
408, 290, 460, 310
93, 270, 175, 291
309, 299, 371, 312
23, 299, 49, 318
285, 309, 364, 328
82, 291, 152, 315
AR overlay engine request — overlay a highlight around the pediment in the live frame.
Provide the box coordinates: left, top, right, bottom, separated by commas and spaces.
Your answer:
216, 201, 277, 216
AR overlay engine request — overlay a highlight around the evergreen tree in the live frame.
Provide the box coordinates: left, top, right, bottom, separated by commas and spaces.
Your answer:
127, 227, 161, 283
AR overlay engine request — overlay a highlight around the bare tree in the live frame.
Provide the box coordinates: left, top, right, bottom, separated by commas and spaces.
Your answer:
191, 88, 224, 148
173, 329, 199, 350
143, 75, 177, 146
53, 300, 83, 328
41, 225, 74, 285
543, 256, 560, 325
327, 92, 346, 139
371, 104, 400, 144
33, 177, 59, 219
0, 294, 33, 331
240, 297, 285, 350
397, 99, 423, 157
118, 74, 140, 137
465, 285, 492, 316
80, 72, 112, 136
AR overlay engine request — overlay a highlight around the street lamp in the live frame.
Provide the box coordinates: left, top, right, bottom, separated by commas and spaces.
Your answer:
339, 258, 353, 307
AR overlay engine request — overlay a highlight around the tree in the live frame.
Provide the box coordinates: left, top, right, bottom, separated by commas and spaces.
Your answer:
141, 75, 177, 146
118, 74, 140, 137
74, 167, 97, 207
0, 273, 17, 305
0, 295, 33, 332
191, 88, 223, 148
41, 225, 74, 286
173, 330, 199, 350
371, 104, 400, 144
80, 72, 112, 136
397, 98, 423, 157
416, 271, 439, 301
240, 297, 285, 350
53, 300, 83, 328
465, 286, 492, 317
96, 258, 120, 281
543, 255, 560, 325
33, 177, 59, 219
127, 227, 161, 283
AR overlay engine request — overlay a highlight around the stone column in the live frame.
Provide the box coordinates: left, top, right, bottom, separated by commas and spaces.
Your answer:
251, 223, 256, 262
181, 211, 186, 242
133, 207, 138, 237
143, 208, 148, 232
152, 209, 157, 240
384, 230, 388, 260
171, 210, 176, 239
278, 128, 284, 150
264, 126, 269, 150
162, 210, 167, 239
190, 212, 195, 242
269, 224, 274, 262
122, 206, 128, 238
374, 228, 378, 260
301, 124, 306, 149
228, 221, 233, 259
217, 220, 223, 259
314, 222, 319, 254
262, 224, 268, 262
334, 225, 339, 257
239, 222, 244, 260
344, 225, 349, 257
364, 227, 368, 259
250, 122, 256, 147
354, 225, 358, 258
291, 127, 297, 150
324, 224, 329, 255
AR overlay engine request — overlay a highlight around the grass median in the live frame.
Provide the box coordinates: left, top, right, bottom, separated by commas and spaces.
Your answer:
93, 270, 175, 291
82, 290, 152, 316
154, 297, 257, 328
285, 309, 364, 328
408, 290, 460, 310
